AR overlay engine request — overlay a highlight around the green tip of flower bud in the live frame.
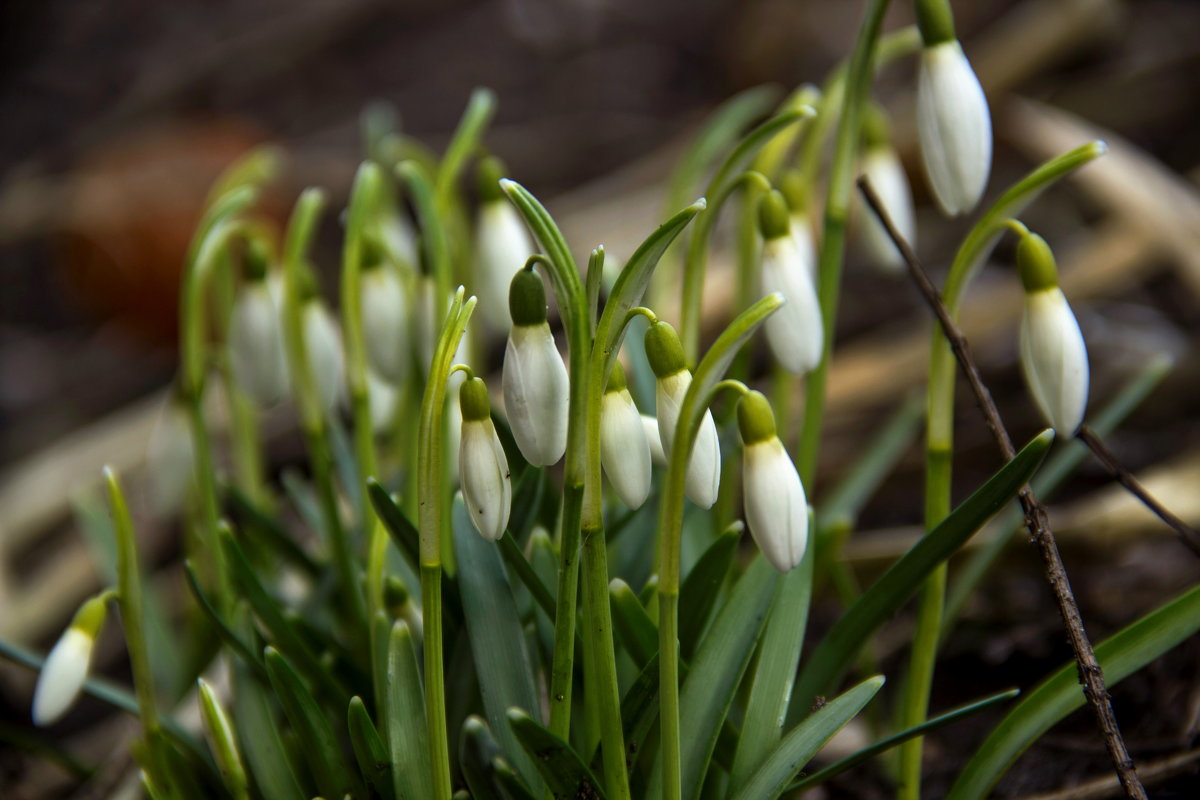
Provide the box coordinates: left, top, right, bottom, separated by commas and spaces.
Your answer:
737, 390, 777, 445
383, 576, 410, 614
509, 266, 548, 327
70, 594, 108, 638
459, 377, 492, 421
758, 190, 791, 241
477, 156, 507, 203
296, 265, 319, 303
244, 237, 271, 282
644, 321, 686, 378
361, 232, 388, 269
779, 170, 810, 215
862, 103, 891, 149
1016, 230, 1059, 293
605, 361, 628, 393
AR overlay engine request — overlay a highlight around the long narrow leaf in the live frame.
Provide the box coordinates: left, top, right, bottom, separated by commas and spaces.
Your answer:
386, 621, 432, 800
610, 578, 658, 666
348, 696, 395, 800
508, 709, 609, 800
677, 525, 741, 661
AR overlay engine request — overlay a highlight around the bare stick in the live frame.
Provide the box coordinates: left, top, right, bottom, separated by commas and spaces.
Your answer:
1075, 424, 1200, 557
857, 175, 1146, 800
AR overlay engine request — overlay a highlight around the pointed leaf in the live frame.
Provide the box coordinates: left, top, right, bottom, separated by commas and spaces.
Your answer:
385, 621, 432, 800
610, 578, 657, 666
677, 526, 741, 660
347, 697, 395, 800
508, 708, 609, 800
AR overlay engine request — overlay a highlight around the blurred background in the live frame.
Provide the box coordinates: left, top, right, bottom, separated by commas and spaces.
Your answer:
2, 0, 1200, 796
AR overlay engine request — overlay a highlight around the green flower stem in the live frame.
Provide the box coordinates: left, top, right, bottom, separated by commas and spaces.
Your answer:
656, 294, 783, 800
795, 0, 893, 487
897, 141, 1107, 797
679, 109, 813, 363
400, 160, 454, 338
416, 286, 475, 800
435, 87, 495, 216
915, 0, 956, 46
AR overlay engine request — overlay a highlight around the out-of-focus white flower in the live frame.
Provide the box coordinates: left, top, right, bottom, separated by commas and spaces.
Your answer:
1015, 230, 1088, 434
503, 269, 568, 466
917, 39, 992, 216
474, 158, 535, 331
645, 321, 721, 509
146, 397, 195, 515
459, 376, 512, 541
600, 362, 651, 509
367, 369, 399, 433
228, 280, 289, 406
378, 213, 419, 271
859, 145, 915, 272
361, 264, 410, 385
302, 300, 345, 417
759, 190, 822, 375
737, 391, 809, 573
32, 594, 108, 726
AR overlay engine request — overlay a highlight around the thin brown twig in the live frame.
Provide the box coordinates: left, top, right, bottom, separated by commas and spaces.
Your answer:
1075, 424, 1200, 557
1020, 746, 1200, 800
857, 175, 1147, 800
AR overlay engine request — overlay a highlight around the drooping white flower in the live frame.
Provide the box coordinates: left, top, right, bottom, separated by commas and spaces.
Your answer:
459, 376, 512, 541
859, 145, 916, 272
1015, 230, 1088, 434
738, 391, 809, 573
377, 212, 419, 271
758, 190, 822, 374
474, 158, 535, 331
366, 369, 399, 433
917, 39, 992, 216
146, 397, 195, 515
644, 321, 721, 509
360, 263, 410, 385
502, 268, 568, 466
600, 362, 652, 509
788, 212, 817, 283
302, 300, 345, 416
32, 594, 108, 726
228, 280, 289, 406
642, 415, 667, 468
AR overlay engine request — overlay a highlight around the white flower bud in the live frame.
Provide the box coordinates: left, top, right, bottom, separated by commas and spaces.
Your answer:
642, 414, 667, 468
760, 235, 823, 375
302, 301, 345, 416
859, 145, 916, 272
917, 40, 992, 216
738, 391, 808, 573
503, 323, 569, 466
1019, 287, 1089, 434
788, 213, 817, 283
367, 369, 399, 433
361, 265, 410, 385
146, 399, 195, 515
474, 200, 535, 331
378, 213, 419, 270
459, 378, 512, 541
228, 281, 288, 406
32, 595, 107, 726
656, 371, 721, 509
600, 378, 652, 509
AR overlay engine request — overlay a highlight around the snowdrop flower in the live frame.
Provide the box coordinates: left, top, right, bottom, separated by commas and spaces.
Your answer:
758, 190, 822, 374
228, 278, 288, 406
32, 593, 109, 726
857, 110, 916, 272
1016, 229, 1089, 434
377, 211, 419, 271
642, 415, 667, 467
600, 362, 652, 509
917, 38, 992, 216
474, 157, 535, 331
146, 396, 195, 515
459, 376, 512, 541
737, 391, 809, 573
503, 268, 569, 466
360, 261, 410, 385
302, 299, 345, 416
779, 170, 817, 282
367, 369, 399, 433
644, 320, 720, 509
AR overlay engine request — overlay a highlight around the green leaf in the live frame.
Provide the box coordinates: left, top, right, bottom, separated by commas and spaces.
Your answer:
677, 525, 741, 661
385, 621, 432, 800
435, 86, 496, 211
730, 676, 885, 800
348, 696, 395, 800
790, 430, 1054, 719
224, 484, 321, 577
611, 578, 658, 666
368, 478, 420, 566
452, 498, 544, 794
787, 689, 1019, 793
264, 647, 363, 800
649, 556, 780, 800
498, 532, 557, 623
947, 580, 1200, 799
508, 708, 609, 800
459, 716, 508, 800
183, 560, 266, 680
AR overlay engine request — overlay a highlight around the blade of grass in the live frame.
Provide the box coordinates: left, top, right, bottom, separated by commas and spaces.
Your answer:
386, 621, 432, 800
348, 697, 396, 800
508, 709, 610, 800
677, 525, 741, 661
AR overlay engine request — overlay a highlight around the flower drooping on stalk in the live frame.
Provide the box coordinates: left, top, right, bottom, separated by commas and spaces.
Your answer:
858, 108, 916, 271
600, 362, 652, 509
474, 157, 535, 331
32, 593, 109, 726
758, 189, 822, 374
360, 242, 411, 385
779, 170, 817, 283
645, 320, 721, 508
502, 266, 569, 466
1015, 227, 1089, 435
301, 296, 346, 417
915, 0, 992, 216
459, 375, 512, 540
737, 390, 809, 573
228, 244, 289, 406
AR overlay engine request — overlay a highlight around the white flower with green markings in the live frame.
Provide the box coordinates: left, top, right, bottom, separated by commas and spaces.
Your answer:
459, 376, 512, 541
302, 299, 345, 416
738, 390, 809, 573
228, 278, 288, 406
474, 157, 535, 331
360, 260, 410, 385
33, 593, 108, 726
600, 362, 652, 509
502, 268, 569, 466
859, 139, 915, 272
758, 190, 822, 375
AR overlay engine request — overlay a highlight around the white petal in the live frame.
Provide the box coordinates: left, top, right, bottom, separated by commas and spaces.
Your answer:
459, 420, 512, 541
760, 237, 823, 374
146, 402, 195, 515
601, 389, 652, 509
743, 439, 809, 573
32, 628, 93, 726
361, 266, 410, 384
859, 146, 915, 272
303, 302, 346, 416
366, 369, 399, 433
379, 213, 419, 270
503, 324, 569, 466
642, 414, 666, 467
788, 214, 818, 283
917, 40, 992, 216
1019, 288, 1089, 434
228, 283, 289, 406
474, 201, 535, 331
445, 367, 466, 482
656, 372, 721, 509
